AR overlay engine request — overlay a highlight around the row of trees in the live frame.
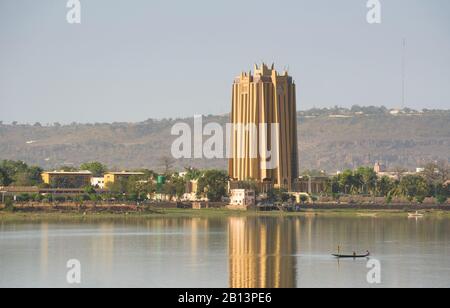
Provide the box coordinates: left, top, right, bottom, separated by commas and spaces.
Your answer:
1, 159, 230, 202
2, 159, 448, 204
0, 160, 110, 188
3, 167, 229, 203
104, 168, 229, 202
328, 164, 449, 203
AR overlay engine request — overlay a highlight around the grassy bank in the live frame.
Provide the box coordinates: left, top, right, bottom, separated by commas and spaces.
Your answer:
1, 207, 450, 222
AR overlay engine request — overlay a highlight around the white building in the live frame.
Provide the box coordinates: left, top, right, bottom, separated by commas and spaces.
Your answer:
91, 177, 105, 189
229, 189, 256, 209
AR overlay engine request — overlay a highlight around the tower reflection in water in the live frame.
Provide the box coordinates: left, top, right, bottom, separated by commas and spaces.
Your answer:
228, 217, 297, 288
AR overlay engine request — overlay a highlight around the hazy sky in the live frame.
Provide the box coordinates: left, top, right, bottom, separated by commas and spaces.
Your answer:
1, 0, 449, 123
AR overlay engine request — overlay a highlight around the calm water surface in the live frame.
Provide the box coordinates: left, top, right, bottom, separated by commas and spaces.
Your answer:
1, 216, 449, 288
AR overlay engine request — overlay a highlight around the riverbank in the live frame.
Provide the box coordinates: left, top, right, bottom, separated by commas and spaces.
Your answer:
1, 207, 450, 222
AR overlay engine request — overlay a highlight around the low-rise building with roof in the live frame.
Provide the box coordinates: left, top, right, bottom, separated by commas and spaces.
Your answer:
41, 171, 92, 188
104, 171, 145, 187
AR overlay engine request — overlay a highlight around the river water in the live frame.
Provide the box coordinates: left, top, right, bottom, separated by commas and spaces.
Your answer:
0, 215, 449, 288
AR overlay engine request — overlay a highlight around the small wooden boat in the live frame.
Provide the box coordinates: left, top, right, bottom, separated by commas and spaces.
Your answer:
333, 251, 370, 259
408, 211, 424, 218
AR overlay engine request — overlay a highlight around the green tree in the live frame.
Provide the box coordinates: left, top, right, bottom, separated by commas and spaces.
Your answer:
0, 160, 25, 185
0, 168, 9, 186
422, 161, 449, 184
416, 195, 426, 204
300, 195, 308, 204
160, 176, 187, 201
197, 170, 228, 202
33, 194, 44, 202
171, 176, 186, 200
338, 170, 355, 194
84, 186, 96, 194
0, 160, 43, 186
355, 167, 377, 195
162, 181, 176, 200
436, 195, 448, 205
327, 176, 340, 195
146, 180, 157, 200
268, 188, 290, 203
16, 193, 31, 202
14, 166, 43, 186
127, 175, 151, 201
90, 194, 101, 202
377, 176, 395, 197
397, 175, 429, 203
185, 168, 203, 181
4, 198, 14, 211
421, 162, 449, 197
385, 193, 393, 205
80, 162, 107, 177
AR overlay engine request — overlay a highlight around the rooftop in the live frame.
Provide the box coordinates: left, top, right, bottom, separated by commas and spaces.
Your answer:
235, 63, 291, 83
106, 172, 145, 175
43, 171, 92, 175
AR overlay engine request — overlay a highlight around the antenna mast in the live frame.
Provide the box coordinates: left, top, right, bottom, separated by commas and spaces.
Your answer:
401, 38, 407, 109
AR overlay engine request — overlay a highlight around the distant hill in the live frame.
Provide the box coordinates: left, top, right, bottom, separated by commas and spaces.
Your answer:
1, 107, 449, 173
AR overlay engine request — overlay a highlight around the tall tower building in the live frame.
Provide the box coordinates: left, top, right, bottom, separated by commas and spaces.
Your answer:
229, 63, 299, 190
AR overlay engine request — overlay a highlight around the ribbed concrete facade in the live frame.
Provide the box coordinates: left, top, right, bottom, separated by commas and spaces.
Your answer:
228, 63, 299, 190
